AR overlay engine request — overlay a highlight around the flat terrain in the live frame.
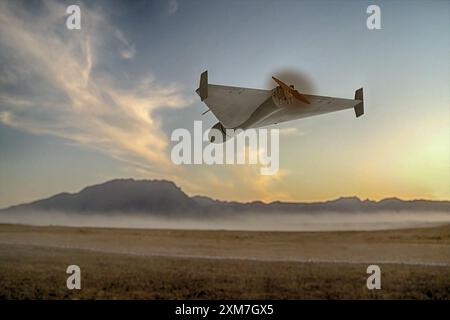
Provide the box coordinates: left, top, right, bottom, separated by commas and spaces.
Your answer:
0, 223, 449, 299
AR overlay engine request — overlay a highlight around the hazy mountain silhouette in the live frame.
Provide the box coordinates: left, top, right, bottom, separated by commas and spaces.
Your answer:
2, 179, 199, 215
1, 179, 449, 215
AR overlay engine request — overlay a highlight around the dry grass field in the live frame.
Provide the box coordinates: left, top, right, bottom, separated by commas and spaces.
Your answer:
0, 223, 449, 299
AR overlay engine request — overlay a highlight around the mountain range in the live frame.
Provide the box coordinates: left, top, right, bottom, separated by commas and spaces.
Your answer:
1, 179, 449, 215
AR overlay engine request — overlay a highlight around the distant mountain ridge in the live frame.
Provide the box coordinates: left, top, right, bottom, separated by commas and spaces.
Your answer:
2, 179, 449, 215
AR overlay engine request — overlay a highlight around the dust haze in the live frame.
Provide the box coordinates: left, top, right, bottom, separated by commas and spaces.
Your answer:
1, 211, 449, 231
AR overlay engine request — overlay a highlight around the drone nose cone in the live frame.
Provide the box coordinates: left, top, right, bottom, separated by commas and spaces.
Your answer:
209, 122, 227, 144
209, 134, 217, 143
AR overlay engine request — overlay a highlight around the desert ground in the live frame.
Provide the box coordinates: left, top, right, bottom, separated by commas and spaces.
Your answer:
0, 223, 449, 299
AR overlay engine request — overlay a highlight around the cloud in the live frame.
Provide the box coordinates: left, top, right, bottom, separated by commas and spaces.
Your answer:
280, 127, 304, 137
168, 0, 178, 15
115, 29, 136, 59
0, 0, 192, 175
0, 0, 290, 204
185, 164, 291, 203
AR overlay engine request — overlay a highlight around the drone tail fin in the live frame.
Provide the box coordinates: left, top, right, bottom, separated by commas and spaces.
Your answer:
354, 88, 364, 117
196, 70, 208, 101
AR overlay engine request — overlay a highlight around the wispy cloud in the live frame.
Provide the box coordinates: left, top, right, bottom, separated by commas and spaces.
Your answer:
0, 0, 192, 174
0, 0, 290, 204
115, 29, 136, 59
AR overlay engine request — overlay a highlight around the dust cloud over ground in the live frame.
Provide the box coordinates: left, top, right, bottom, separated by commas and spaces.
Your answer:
0, 211, 449, 231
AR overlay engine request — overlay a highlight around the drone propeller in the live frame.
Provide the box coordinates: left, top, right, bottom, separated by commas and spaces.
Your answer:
272, 76, 310, 104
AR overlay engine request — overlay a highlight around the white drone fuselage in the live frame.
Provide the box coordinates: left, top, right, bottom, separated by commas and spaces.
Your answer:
196, 71, 364, 142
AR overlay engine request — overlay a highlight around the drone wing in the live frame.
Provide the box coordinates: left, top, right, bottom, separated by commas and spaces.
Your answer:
248, 89, 364, 129
196, 71, 272, 128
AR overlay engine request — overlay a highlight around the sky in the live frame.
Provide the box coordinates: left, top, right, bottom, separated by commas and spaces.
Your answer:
0, 0, 449, 207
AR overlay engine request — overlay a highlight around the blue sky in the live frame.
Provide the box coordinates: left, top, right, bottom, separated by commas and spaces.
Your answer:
0, 0, 449, 207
